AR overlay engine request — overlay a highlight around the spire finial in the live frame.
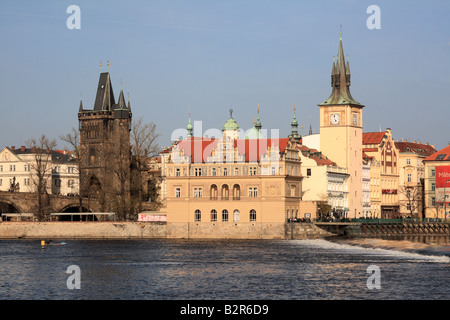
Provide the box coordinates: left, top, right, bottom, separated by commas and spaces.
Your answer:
107, 60, 110, 69
229, 108, 233, 118
340, 24, 342, 40
100, 60, 102, 70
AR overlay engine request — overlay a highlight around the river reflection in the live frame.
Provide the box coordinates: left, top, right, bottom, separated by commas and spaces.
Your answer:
0, 238, 448, 300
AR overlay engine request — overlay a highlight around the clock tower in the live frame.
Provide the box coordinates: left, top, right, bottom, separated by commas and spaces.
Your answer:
318, 33, 364, 218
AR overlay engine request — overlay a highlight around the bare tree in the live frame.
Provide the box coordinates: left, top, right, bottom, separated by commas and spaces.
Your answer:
399, 185, 423, 219
60, 127, 86, 213
130, 116, 160, 217
26, 135, 57, 221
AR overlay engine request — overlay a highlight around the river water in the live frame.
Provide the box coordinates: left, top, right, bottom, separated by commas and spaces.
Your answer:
0, 237, 448, 300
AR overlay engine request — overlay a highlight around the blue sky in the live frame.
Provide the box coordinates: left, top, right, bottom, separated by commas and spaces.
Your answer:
0, 0, 449, 151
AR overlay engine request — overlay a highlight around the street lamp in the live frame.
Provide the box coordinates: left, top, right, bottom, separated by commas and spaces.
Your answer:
444, 180, 450, 221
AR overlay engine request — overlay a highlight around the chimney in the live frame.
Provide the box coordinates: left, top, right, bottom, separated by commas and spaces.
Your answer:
11, 146, 15, 151
21, 146, 25, 152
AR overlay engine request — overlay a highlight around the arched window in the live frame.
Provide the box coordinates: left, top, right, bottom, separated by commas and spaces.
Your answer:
210, 209, 217, 222
194, 209, 201, 222
233, 184, 240, 200
233, 210, 240, 222
249, 209, 256, 222
222, 209, 228, 222
210, 184, 218, 200
221, 184, 229, 200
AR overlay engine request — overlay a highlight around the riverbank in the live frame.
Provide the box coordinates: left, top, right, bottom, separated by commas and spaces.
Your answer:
0, 221, 334, 240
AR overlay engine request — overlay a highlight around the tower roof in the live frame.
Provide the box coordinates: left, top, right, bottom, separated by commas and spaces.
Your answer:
319, 33, 364, 107
93, 72, 115, 111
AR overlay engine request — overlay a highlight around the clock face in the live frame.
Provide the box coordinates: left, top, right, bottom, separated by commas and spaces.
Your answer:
353, 114, 358, 125
330, 113, 340, 125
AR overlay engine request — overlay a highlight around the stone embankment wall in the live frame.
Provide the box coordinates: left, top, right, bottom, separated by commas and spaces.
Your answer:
0, 222, 334, 240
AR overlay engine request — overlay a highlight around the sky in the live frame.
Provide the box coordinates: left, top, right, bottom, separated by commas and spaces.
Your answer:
0, 0, 449, 152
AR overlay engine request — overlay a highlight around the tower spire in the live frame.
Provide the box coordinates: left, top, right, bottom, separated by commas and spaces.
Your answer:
319, 29, 363, 107
186, 108, 193, 138
255, 103, 262, 131
289, 104, 301, 141
79, 93, 83, 112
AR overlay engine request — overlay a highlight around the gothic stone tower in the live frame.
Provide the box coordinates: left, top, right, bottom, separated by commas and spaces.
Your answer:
318, 34, 364, 218
78, 72, 132, 217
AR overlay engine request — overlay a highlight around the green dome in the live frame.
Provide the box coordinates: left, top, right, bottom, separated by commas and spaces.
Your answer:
222, 109, 240, 131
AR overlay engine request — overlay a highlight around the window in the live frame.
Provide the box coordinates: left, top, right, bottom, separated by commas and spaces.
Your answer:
407, 174, 412, 183
195, 210, 201, 222
431, 169, 435, 177
290, 185, 296, 197
249, 209, 257, 222
223, 167, 228, 176
250, 167, 257, 176
54, 179, 61, 187
233, 210, 240, 222
194, 168, 202, 176
0, 179, 2, 186
68, 179, 74, 187
307, 168, 311, 176
212, 168, 216, 176
10, 165, 15, 172
211, 210, 217, 222
406, 159, 411, 165
194, 187, 203, 198
431, 197, 436, 206
249, 187, 258, 197
271, 167, 276, 175
176, 168, 180, 176
210, 184, 218, 200
234, 167, 239, 176
68, 166, 75, 174
175, 188, 181, 198
222, 209, 228, 222
24, 164, 30, 172
0, 165, 2, 171
431, 183, 435, 191
222, 184, 229, 200
233, 184, 240, 200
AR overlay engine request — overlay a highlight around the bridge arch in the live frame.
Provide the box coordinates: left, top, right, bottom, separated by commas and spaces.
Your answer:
0, 200, 21, 214
53, 204, 95, 221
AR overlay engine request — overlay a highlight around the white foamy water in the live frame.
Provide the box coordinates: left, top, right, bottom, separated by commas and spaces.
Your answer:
291, 239, 450, 263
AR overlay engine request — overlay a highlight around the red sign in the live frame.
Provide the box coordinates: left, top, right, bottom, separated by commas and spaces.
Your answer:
382, 189, 397, 194
436, 166, 450, 204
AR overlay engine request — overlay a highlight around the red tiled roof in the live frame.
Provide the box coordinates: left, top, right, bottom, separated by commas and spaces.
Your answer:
173, 137, 290, 163
298, 144, 336, 166
394, 141, 437, 157
363, 147, 378, 153
423, 145, 450, 162
363, 132, 385, 145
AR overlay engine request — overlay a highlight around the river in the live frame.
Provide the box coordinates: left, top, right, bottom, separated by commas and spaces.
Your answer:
0, 236, 448, 300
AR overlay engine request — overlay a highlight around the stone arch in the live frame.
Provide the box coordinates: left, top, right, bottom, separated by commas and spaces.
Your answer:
0, 200, 22, 221
0, 200, 21, 213
55, 204, 95, 221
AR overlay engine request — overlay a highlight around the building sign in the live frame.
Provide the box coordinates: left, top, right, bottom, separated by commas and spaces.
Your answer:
436, 166, 450, 204
382, 189, 397, 194
138, 214, 167, 222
